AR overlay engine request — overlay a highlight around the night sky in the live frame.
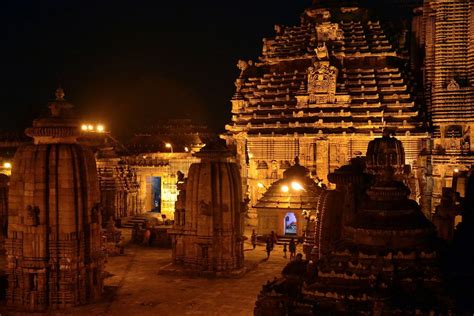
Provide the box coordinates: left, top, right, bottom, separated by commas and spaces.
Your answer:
1, 0, 312, 138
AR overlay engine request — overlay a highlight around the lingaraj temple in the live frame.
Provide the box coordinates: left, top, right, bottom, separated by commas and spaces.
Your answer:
224, 0, 474, 235
0, 0, 472, 314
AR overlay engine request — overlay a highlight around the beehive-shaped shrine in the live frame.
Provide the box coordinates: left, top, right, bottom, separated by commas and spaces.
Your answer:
170, 140, 245, 274
6, 88, 104, 311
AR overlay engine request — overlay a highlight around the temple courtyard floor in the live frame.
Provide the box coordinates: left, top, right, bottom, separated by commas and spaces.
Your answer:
2, 236, 296, 316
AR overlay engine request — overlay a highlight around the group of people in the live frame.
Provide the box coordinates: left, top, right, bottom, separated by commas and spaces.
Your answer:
250, 230, 299, 260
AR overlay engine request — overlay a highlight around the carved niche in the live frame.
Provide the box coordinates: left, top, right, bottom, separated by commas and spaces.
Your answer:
307, 61, 338, 103
316, 22, 344, 42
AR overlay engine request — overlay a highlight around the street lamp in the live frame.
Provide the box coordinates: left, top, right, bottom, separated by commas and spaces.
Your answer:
165, 143, 173, 153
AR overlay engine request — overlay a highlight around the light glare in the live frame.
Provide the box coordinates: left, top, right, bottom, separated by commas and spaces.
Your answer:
291, 181, 304, 191
281, 185, 289, 193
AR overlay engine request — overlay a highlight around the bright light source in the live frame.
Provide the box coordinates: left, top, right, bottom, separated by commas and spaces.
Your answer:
257, 182, 265, 189
96, 124, 105, 132
87, 124, 94, 131
81, 124, 88, 131
184, 146, 189, 152
281, 185, 289, 193
165, 143, 172, 148
291, 181, 304, 191
3, 162, 11, 169
454, 168, 459, 173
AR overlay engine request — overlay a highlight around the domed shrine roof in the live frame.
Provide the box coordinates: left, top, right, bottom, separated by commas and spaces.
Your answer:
255, 157, 324, 210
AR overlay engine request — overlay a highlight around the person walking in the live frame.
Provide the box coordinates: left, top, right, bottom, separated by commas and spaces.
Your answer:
265, 237, 273, 259
283, 242, 288, 259
270, 231, 278, 249
289, 238, 297, 260
251, 229, 257, 250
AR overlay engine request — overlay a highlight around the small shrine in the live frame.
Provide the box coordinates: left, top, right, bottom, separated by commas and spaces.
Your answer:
168, 140, 245, 275
6, 88, 104, 311
254, 157, 324, 237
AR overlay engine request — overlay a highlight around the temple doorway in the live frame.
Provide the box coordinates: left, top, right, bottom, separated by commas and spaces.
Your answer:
151, 176, 161, 212
284, 212, 297, 235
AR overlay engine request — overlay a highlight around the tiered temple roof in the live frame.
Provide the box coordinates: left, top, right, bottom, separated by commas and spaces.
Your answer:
227, 7, 424, 138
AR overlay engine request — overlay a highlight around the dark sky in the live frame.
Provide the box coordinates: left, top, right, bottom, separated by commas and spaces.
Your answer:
1, 0, 312, 137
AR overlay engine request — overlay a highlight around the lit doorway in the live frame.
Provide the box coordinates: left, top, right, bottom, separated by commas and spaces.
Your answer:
284, 212, 297, 235
151, 176, 161, 212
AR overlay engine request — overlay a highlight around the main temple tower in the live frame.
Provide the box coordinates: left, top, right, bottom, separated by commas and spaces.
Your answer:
6, 88, 104, 311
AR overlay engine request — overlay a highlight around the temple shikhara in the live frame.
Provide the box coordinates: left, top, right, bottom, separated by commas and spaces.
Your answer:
5, 89, 104, 311
224, 0, 474, 236
0, 0, 473, 314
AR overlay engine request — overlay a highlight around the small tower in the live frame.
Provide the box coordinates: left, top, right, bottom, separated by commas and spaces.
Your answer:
170, 140, 245, 274
6, 88, 104, 311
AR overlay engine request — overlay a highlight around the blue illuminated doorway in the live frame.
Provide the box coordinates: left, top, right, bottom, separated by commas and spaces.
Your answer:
151, 176, 161, 212
284, 212, 297, 235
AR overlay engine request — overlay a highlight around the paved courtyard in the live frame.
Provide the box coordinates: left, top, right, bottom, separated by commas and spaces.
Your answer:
5, 236, 297, 316
78, 241, 289, 316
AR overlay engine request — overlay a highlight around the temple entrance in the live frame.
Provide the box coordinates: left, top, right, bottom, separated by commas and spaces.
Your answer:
284, 212, 297, 235
151, 176, 161, 212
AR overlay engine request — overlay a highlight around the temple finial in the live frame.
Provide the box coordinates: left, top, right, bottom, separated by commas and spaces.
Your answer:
55, 86, 65, 101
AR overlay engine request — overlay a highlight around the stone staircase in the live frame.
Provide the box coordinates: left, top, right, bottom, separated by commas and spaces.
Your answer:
121, 215, 149, 228
275, 235, 298, 245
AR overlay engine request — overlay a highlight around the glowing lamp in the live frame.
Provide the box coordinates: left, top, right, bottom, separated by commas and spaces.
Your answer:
291, 181, 304, 191
3, 162, 12, 169
165, 143, 172, 148
454, 168, 459, 173
281, 185, 289, 193
87, 124, 93, 131
184, 146, 189, 152
81, 124, 88, 131
257, 182, 265, 189
96, 124, 105, 132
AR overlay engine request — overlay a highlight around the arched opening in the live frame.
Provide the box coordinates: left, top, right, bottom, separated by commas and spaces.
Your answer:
284, 212, 297, 235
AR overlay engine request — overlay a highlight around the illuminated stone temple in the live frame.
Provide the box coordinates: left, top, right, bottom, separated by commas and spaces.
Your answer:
254, 157, 324, 237
5, 89, 103, 311
124, 120, 211, 220
225, 4, 429, 227
169, 140, 245, 275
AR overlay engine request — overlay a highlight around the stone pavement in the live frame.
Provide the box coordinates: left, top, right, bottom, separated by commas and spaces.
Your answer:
59, 239, 296, 316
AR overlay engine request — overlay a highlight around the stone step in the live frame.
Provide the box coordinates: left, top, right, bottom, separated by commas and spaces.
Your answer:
121, 215, 149, 228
